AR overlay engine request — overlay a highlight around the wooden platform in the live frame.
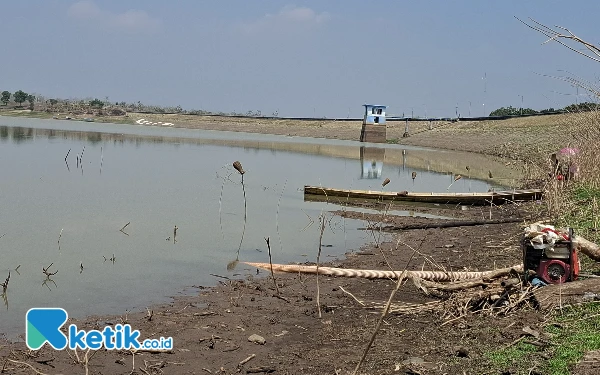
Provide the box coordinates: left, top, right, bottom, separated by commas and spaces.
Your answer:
303, 185, 543, 205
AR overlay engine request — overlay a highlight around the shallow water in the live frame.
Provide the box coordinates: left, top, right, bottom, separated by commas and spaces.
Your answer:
0, 117, 502, 336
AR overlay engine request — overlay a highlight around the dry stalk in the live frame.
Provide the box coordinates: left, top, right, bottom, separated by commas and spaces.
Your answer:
276, 180, 287, 256
316, 214, 328, 319
218, 170, 233, 240
57, 229, 63, 251
264, 237, 281, 296
234, 161, 247, 259
5, 359, 49, 375
120, 222, 130, 233
239, 354, 256, 366
1, 272, 9, 293
338, 285, 365, 306
516, 17, 600, 63
352, 237, 424, 375
42, 263, 57, 277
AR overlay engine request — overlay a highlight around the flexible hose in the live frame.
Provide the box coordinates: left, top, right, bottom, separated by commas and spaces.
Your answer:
243, 262, 523, 282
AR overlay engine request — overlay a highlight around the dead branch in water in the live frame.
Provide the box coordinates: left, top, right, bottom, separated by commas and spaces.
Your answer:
65, 149, 71, 171
120, 222, 130, 235
42, 263, 58, 276
276, 180, 287, 258
57, 228, 63, 251
1, 271, 9, 292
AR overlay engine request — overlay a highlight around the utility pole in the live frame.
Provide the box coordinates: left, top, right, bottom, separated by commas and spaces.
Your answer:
469, 101, 472, 117
482, 72, 487, 116
520, 95, 523, 116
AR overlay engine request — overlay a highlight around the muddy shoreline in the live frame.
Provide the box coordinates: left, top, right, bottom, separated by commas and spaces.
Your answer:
1, 201, 559, 375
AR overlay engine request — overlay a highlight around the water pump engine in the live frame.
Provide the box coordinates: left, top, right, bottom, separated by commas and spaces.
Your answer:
522, 227, 579, 284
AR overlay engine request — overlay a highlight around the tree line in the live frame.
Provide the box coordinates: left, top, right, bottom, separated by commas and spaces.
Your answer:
489, 102, 599, 117
1, 90, 36, 109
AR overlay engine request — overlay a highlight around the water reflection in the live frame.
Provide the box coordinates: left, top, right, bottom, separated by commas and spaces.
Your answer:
360, 147, 385, 179
0, 123, 521, 185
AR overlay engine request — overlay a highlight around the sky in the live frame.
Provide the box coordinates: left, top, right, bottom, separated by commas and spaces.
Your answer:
1, 1, 599, 118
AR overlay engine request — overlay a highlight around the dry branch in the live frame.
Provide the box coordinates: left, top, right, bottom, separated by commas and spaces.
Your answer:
412, 277, 488, 293
264, 237, 281, 296
516, 17, 600, 63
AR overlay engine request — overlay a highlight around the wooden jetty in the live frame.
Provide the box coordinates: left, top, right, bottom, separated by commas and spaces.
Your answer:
303, 185, 542, 205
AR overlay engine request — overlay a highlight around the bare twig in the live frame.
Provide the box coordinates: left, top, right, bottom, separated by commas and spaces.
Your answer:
265, 237, 281, 296
316, 214, 328, 318
6, 359, 50, 375
234, 161, 247, 260
239, 354, 256, 366
218, 171, 233, 240
1, 271, 10, 292
352, 237, 424, 375
276, 180, 287, 258
65, 149, 71, 171
120, 222, 130, 232
516, 17, 600, 63
42, 263, 57, 276
57, 229, 63, 251
339, 285, 365, 306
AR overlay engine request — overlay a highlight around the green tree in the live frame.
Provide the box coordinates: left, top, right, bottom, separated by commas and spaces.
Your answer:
27, 94, 35, 110
13, 90, 28, 107
0, 91, 10, 105
89, 98, 104, 109
489, 106, 539, 116
48, 99, 58, 107
564, 102, 599, 112
489, 106, 520, 116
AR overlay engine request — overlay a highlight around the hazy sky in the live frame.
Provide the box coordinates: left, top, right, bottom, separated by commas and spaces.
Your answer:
1, 1, 599, 118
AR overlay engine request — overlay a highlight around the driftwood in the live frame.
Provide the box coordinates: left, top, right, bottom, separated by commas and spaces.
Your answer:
533, 278, 600, 310
412, 277, 488, 293
366, 218, 524, 232
573, 236, 600, 262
